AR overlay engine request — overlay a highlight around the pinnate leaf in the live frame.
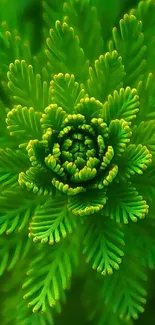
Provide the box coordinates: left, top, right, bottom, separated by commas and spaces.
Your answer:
87, 50, 125, 103
6, 105, 42, 147
110, 14, 146, 87
46, 21, 89, 81
101, 250, 147, 320
102, 87, 139, 125
23, 237, 79, 313
63, 0, 104, 62
50, 73, 86, 114
7, 60, 51, 110
104, 183, 149, 223
29, 195, 77, 244
118, 144, 152, 179
83, 216, 125, 275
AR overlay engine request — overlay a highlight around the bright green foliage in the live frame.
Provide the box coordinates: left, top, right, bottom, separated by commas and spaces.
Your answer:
63, 0, 104, 62
0, 22, 31, 80
29, 195, 78, 244
0, 148, 29, 189
45, 21, 89, 81
109, 14, 146, 87
0, 233, 31, 275
22, 235, 79, 313
104, 184, 149, 223
0, 0, 155, 325
7, 60, 52, 110
83, 216, 124, 275
101, 255, 147, 320
130, 0, 155, 73
87, 50, 125, 102
0, 188, 39, 234
50, 73, 86, 112
102, 87, 139, 123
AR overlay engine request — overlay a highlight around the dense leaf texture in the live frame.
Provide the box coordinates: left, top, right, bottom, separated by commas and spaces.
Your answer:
23, 236, 79, 312
0, 0, 155, 324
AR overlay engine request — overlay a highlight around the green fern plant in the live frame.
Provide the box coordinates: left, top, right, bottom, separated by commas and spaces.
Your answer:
0, 0, 155, 324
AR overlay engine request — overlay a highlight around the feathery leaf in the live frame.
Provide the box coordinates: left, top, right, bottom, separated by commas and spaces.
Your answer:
83, 216, 125, 275
45, 20, 89, 81
109, 14, 146, 87
87, 50, 125, 103
23, 237, 79, 313
101, 250, 147, 320
118, 144, 152, 179
0, 188, 39, 234
104, 183, 149, 223
102, 87, 139, 125
29, 195, 77, 244
6, 105, 42, 147
0, 234, 31, 275
130, 0, 155, 73
63, 0, 104, 62
0, 148, 29, 190
50, 73, 86, 114
7, 60, 51, 110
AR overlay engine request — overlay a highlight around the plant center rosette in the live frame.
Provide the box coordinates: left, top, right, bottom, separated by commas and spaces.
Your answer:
18, 93, 151, 217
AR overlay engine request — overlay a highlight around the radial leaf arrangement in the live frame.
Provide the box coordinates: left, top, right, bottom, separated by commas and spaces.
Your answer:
0, 0, 155, 324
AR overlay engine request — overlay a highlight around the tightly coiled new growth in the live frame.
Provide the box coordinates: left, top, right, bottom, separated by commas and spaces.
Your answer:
1, 0, 155, 324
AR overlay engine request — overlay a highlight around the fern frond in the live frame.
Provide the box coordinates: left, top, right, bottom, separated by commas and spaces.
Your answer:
23, 236, 79, 313
0, 188, 40, 234
100, 238, 147, 320
0, 21, 31, 80
102, 261, 146, 320
132, 120, 155, 156
63, 0, 104, 62
82, 216, 124, 275
1, 263, 62, 325
87, 50, 125, 103
7, 60, 51, 110
16, 299, 62, 325
50, 73, 86, 114
0, 148, 29, 189
102, 87, 139, 125
0, 234, 31, 275
41, 103, 66, 131
29, 195, 77, 244
75, 96, 103, 121
109, 14, 146, 87
118, 144, 152, 179
130, 0, 155, 73
68, 189, 107, 216
108, 119, 132, 157
45, 21, 89, 81
6, 106, 42, 147
104, 183, 149, 223
18, 166, 54, 196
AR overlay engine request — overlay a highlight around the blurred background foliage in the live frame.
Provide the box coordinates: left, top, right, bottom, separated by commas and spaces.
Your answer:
0, 0, 140, 54
0, 0, 155, 324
